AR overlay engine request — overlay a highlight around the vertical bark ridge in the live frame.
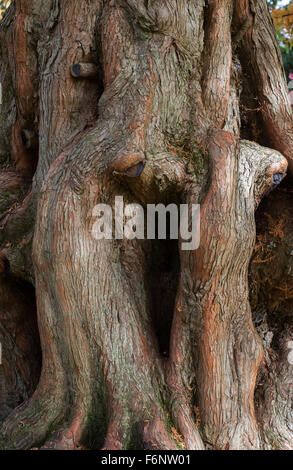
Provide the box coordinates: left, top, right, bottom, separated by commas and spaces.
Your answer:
234, 0, 293, 173
168, 131, 287, 449
7, 0, 39, 176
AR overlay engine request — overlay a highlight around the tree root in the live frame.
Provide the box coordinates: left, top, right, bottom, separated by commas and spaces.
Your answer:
0, 387, 67, 450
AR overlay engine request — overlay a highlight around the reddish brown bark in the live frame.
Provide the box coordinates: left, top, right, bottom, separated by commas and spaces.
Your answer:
0, 0, 292, 450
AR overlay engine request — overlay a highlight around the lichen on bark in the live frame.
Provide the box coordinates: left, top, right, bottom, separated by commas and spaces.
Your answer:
0, 0, 292, 450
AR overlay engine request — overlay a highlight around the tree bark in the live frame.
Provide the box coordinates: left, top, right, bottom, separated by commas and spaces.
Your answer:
0, 0, 292, 450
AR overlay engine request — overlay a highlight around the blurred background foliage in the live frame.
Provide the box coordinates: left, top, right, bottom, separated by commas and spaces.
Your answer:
268, 1, 293, 79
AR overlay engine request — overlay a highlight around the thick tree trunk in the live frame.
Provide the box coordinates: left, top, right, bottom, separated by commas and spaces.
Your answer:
0, 0, 292, 450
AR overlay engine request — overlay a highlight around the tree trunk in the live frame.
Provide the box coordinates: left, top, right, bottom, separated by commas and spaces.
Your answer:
0, 0, 292, 450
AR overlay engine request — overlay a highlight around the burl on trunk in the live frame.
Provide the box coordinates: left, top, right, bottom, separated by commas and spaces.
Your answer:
0, 0, 292, 450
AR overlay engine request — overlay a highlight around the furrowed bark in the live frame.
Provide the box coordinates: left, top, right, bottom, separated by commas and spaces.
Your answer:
189, 133, 286, 449
0, 274, 40, 423
0, 0, 292, 451
250, 183, 293, 450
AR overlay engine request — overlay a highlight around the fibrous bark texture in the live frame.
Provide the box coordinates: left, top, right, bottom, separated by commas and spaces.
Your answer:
0, 0, 292, 450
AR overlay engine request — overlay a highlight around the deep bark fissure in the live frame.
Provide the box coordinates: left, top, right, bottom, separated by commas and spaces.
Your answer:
250, 179, 293, 449
0, 0, 292, 450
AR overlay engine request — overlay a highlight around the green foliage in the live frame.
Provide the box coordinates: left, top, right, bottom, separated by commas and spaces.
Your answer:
0, 0, 11, 19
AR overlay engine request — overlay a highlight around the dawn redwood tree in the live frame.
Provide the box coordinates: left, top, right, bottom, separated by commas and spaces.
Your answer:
0, 0, 292, 450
